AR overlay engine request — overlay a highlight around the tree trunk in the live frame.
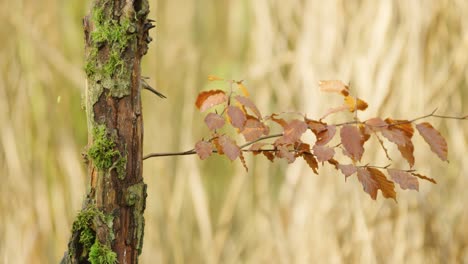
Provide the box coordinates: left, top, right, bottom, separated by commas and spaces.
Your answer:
62, 0, 152, 263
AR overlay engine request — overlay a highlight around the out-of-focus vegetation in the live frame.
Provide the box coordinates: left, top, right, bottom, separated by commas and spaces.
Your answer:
1, 0, 467, 263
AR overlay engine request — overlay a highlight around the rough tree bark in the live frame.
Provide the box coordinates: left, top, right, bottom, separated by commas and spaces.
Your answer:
61, 0, 152, 263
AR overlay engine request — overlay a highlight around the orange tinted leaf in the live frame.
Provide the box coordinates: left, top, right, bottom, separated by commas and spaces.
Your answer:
263, 151, 275, 162
207, 75, 223, 81
357, 168, 379, 200
340, 125, 365, 161
276, 145, 295, 163
316, 125, 336, 146
235, 96, 262, 119
386, 119, 414, 137
416, 122, 448, 161
397, 139, 415, 168
318, 80, 349, 96
367, 168, 396, 201
236, 81, 250, 97
227, 106, 246, 129
218, 135, 240, 161
305, 118, 327, 135
338, 164, 357, 180
204, 113, 225, 130
212, 137, 223, 154
387, 169, 419, 191
313, 145, 335, 162
269, 113, 288, 128
302, 153, 318, 174
344, 96, 368, 112
242, 118, 269, 141
411, 172, 437, 184
195, 140, 213, 160
239, 152, 248, 171
195, 90, 227, 112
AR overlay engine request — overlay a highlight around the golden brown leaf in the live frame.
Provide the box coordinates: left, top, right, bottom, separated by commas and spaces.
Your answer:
195, 90, 227, 112
207, 75, 223, 81
411, 172, 437, 184
416, 122, 448, 162
302, 152, 318, 174
235, 96, 262, 119
236, 81, 250, 97
239, 152, 248, 171
367, 168, 396, 201
344, 95, 368, 112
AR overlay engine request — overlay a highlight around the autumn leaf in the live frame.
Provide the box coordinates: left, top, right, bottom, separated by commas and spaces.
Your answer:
276, 145, 295, 163
227, 106, 246, 130
315, 125, 336, 146
305, 119, 327, 135
367, 168, 396, 201
263, 151, 275, 162
397, 140, 415, 168
195, 90, 227, 112
338, 164, 357, 180
249, 142, 268, 154
313, 145, 335, 162
320, 105, 349, 120
381, 127, 407, 146
268, 113, 288, 128
318, 80, 349, 96
239, 152, 248, 171
344, 95, 368, 112
235, 96, 262, 119
218, 135, 240, 161
411, 172, 437, 184
387, 169, 419, 191
357, 168, 379, 200
340, 125, 365, 161
416, 122, 448, 162
302, 152, 318, 174
207, 75, 223, 81
365, 117, 388, 131
357, 168, 396, 200
204, 113, 225, 130
276, 119, 308, 145
241, 118, 269, 141
195, 140, 213, 160
236, 81, 250, 97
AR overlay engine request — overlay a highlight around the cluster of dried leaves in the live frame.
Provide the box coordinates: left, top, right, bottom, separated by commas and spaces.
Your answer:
194, 77, 450, 201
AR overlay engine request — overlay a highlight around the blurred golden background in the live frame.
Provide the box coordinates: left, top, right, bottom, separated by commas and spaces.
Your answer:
1, 0, 467, 263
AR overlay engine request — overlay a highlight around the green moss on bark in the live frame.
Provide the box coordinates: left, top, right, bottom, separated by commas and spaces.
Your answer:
69, 205, 116, 263
88, 125, 126, 179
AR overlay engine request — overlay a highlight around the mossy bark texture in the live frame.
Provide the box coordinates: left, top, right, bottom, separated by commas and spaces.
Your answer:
62, 0, 152, 263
